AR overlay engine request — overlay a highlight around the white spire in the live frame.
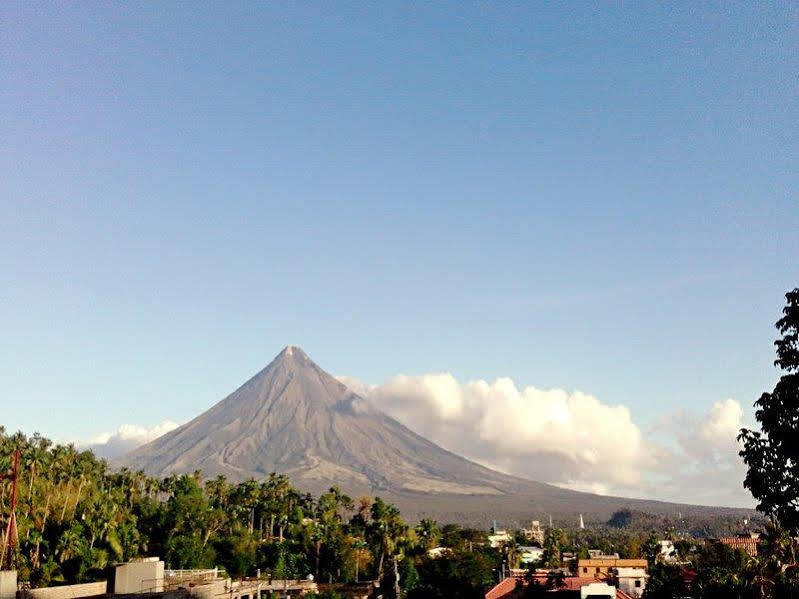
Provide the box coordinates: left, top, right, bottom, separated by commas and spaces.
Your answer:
579, 513, 585, 529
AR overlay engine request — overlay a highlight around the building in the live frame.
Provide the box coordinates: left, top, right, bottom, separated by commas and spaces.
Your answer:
0, 571, 17, 599
580, 582, 615, 599
577, 559, 647, 580
0, 561, 323, 599
588, 550, 619, 559
518, 546, 544, 566
615, 567, 647, 598
488, 529, 513, 548
115, 557, 165, 593
484, 575, 635, 599
520, 520, 545, 545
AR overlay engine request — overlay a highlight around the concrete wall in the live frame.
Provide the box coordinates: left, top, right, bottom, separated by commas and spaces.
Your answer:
22, 581, 107, 599
115, 560, 165, 594
0, 571, 17, 599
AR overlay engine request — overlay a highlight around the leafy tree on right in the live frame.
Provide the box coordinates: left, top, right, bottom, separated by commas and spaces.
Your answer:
739, 288, 799, 534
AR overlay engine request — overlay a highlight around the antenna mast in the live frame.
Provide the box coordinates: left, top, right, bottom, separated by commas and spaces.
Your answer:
0, 450, 20, 570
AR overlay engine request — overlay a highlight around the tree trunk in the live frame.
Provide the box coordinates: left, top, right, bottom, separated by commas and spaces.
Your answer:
60, 482, 71, 522
393, 555, 400, 598
40, 494, 51, 532
71, 478, 85, 519
28, 465, 35, 502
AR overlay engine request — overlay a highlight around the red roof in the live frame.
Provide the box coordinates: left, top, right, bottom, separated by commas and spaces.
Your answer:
560, 577, 602, 590
485, 577, 518, 599
486, 575, 623, 597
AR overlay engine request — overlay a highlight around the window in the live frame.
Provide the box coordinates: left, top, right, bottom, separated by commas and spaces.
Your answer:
583, 567, 588, 573
635, 580, 642, 587
596, 567, 600, 573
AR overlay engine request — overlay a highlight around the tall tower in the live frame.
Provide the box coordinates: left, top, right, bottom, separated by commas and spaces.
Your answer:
579, 513, 585, 529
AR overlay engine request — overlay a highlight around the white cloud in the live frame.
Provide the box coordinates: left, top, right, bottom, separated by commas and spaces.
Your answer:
647, 398, 750, 506
340, 373, 754, 507
85, 420, 180, 459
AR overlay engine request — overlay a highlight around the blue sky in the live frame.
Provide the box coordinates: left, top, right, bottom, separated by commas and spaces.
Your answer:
1, 3, 797, 503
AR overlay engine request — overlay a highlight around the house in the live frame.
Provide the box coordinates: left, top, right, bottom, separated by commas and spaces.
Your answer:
577, 559, 647, 580
485, 576, 520, 599
615, 567, 647, 598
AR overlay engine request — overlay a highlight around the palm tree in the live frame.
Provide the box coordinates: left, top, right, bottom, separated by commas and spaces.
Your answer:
415, 518, 440, 552
367, 498, 406, 579
56, 524, 86, 564
352, 537, 368, 582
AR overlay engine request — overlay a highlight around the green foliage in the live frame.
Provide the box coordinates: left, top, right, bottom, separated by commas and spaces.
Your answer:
740, 288, 799, 535
643, 563, 690, 599
407, 548, 499, 599
541, 527, 565, 568
0, 430, 407, 589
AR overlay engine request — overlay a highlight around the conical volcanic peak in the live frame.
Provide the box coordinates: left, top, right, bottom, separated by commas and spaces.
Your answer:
122, 346, 544, 496
219, 346, 351, 414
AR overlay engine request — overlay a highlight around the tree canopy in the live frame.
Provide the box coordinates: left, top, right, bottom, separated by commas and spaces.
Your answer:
739, 288, 799, 534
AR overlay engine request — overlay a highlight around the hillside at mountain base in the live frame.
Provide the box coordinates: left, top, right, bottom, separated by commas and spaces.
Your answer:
120, 346, 752, 525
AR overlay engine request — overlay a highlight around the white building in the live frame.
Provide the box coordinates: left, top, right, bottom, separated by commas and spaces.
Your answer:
115, 558, 165, 594
518, 546, 544, 566
488, 529, 512, 548
580, 582, 615, 599
616, 566, 648, 598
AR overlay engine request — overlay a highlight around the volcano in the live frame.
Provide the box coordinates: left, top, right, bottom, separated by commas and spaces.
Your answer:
121, 346, 751, 524
122, 346, 540, 495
